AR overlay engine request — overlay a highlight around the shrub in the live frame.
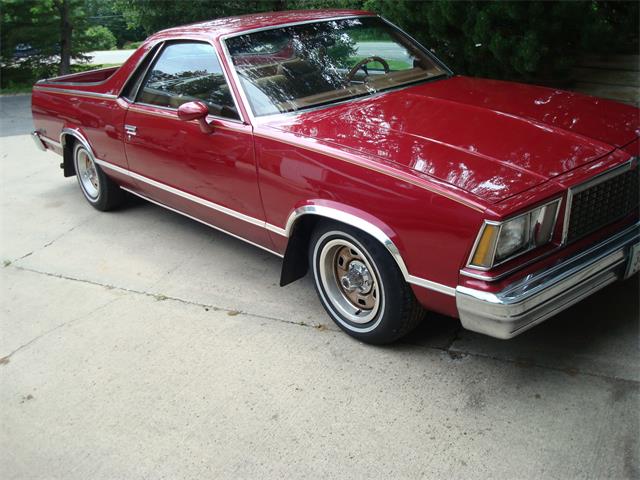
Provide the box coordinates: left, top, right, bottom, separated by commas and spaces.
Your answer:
84, 25, 117, 51
122, 40, 143, 50
363, 0, 639, 81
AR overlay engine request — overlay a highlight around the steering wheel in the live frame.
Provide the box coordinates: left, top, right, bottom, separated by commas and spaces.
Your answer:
345, 56, 390, 83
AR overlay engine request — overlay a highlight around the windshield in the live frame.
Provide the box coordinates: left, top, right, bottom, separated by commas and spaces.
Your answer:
225, 16, 448, 117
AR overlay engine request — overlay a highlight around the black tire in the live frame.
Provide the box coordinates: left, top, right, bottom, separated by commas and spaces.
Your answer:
73, 142, 124, 211
309, 221, 424, 344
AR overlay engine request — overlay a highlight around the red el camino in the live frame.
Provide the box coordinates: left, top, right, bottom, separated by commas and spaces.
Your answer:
31, 10, 639, 344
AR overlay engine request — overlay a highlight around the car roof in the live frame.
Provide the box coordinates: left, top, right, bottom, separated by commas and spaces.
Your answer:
149, 9, 375, 41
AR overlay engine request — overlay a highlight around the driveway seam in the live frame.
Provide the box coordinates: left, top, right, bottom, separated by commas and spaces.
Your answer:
11, 264, 322, 328
10, 214, 96, 265
8, 264, 640, 385
0, 296, 123, 366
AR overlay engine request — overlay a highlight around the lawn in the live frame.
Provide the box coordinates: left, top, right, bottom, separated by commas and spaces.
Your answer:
348, 55, 412, 71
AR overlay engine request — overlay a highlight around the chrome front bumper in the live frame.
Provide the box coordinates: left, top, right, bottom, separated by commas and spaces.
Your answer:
456, 222, 640, 339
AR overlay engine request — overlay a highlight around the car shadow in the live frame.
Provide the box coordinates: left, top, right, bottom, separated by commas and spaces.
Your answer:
405, 275, 639, 380
121, 192, 639, 377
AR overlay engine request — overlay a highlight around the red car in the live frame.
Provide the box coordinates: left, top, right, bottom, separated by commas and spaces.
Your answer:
31, 9, 639, 344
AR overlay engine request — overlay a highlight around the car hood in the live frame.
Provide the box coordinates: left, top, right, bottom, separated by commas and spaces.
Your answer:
263, 76, 639, 204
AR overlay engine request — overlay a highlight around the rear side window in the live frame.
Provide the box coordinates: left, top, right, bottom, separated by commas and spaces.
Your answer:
120, 43, 161, 101
137, 42, 239, 120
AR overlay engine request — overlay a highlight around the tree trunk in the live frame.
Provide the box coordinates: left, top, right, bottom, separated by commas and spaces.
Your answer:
59, 0, 72, 75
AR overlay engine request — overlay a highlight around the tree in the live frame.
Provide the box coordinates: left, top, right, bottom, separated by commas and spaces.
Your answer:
362, 0, 639, 81
1, 0, 90, 76
112, 0, 364, 36
84, 0, 144, 48
112, 0, 275, 36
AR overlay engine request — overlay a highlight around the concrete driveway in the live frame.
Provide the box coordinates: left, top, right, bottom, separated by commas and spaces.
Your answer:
1, 95, 638, 479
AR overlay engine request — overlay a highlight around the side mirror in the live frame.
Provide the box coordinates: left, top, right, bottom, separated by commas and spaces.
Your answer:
177, 101, 214, 134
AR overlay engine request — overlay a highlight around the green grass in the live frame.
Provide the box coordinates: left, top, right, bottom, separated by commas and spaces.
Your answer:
348, 55, 412, 71
123, 41, 143, 50
0, 83, 33, 94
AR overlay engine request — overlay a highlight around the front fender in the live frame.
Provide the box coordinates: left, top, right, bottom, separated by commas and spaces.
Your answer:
279, 199, 411, 287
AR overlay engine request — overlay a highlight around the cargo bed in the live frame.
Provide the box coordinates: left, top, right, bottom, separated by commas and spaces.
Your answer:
36, 66, 121, 86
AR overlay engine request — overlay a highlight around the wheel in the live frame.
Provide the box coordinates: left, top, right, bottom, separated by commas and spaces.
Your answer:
310, 222, 424, 344
73, 142, 124, 211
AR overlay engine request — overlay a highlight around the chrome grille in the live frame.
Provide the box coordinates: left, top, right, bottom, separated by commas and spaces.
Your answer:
566, 165, 639, 243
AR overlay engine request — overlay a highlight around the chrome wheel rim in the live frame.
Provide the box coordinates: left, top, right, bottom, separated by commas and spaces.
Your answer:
76, 148, 99, 199
317, 237, 381, 325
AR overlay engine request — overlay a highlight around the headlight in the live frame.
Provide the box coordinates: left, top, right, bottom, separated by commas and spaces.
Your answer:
468, 199, 560, 269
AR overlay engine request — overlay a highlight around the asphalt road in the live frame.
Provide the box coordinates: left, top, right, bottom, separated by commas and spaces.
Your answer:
1, 95, 639, 479
0, 95, 34, 137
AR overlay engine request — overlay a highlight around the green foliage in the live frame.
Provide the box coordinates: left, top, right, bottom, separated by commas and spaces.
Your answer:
112, 0, 279, 36
122, 40, 143, 50
109, 0, 638, 81
1, 0, 91, 78
1, 0, 638, 91
363, 0, 639, 81
0, 62, 119, 93
84, 25, 117, 50
84, 0, 144, 48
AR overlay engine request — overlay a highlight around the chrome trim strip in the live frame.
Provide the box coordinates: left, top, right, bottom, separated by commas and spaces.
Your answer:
283, 204, 456, 296
35, 66, 121, 87
121, 187, 283, 258
40, 136, 62, 148
33, 85, 117, 100
59, 127, 94, 154
94, 158, 268, 229
59, 134, 455, 297
407, 275, 456, 296
31, 131, 47, 151
265, 223, 287, 237
561, 159, 635, 244
32, 130, 62, 150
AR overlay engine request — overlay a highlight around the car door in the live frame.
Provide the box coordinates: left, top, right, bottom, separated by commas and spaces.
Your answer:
123, 41, 272, 249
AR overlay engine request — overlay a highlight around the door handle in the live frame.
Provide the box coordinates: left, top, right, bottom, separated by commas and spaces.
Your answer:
124, 125, 137, 138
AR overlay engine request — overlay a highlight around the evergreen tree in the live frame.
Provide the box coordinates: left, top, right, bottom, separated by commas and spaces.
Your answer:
1, 0, 90, 75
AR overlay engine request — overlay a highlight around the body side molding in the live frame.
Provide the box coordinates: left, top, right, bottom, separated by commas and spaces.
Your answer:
61, 150, 455, 297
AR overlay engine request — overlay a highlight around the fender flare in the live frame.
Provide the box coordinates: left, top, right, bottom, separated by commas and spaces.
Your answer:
280, 201, 455, 297
59, 127, 96, 177
60, 127, 94, 155
284, 202, 410, 276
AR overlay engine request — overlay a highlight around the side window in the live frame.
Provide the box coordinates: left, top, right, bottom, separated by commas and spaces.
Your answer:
136, 42, 239, 120
120, 43, 162, 101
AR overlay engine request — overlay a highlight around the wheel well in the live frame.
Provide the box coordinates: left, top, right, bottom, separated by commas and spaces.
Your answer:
280, 210, 410, 288
279, 215, 325, 286
61, 134, 77, 177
